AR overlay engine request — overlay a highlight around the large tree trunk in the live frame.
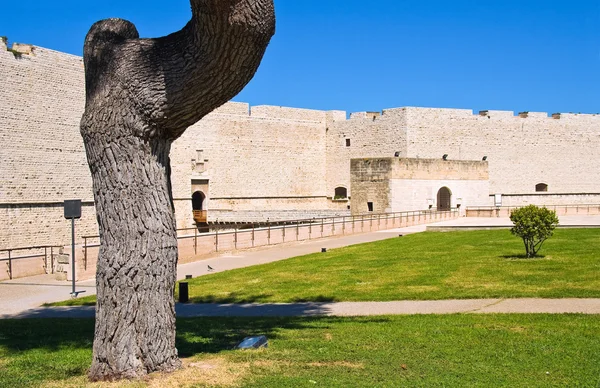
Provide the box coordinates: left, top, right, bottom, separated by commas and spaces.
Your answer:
81, 0, 275, 381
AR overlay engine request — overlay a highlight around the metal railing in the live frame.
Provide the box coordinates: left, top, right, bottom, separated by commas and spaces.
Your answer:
80, 209, 458, 258
466, 204, 600, 217
2, 209, 458, 281
0, 245, 63, 280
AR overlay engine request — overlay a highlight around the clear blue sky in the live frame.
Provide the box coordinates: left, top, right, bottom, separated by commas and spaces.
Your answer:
2, 0, 599, 114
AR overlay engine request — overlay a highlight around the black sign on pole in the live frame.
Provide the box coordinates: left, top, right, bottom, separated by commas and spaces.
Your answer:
64, 200, 82, 219
64, 200, 85, 298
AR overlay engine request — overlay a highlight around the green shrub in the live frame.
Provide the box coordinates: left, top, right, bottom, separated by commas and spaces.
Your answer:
510, 205, 559, 258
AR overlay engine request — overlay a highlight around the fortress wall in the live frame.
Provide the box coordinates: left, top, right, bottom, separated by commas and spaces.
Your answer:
0, 203, 98, 249
170, 108, 331, 229
403, 107, 600, 194
497, 193, 600, 207
350, 159, 393, 215
0, 42, 90, 203
250, 105, 328, 122
326, 110, 408, 199
0, 41, 336, 248
389, 159, 490, 212
0, 41, 98, 249
211, 101, 250, 116
2, 40, 598, 250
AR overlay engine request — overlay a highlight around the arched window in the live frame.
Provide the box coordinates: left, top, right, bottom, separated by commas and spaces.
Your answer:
192, 191, 206, 211
437, 187, 452, 211
334, 187, 348, 199
536, 183, 548, 192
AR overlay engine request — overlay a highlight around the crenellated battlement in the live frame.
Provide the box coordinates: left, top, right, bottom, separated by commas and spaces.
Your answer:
1, 36, 36, 58
347, 106, 600, 122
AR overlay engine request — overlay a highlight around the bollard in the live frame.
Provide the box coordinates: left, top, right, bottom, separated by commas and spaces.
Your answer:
179, 282, 189, 303
321, 248, 327, 253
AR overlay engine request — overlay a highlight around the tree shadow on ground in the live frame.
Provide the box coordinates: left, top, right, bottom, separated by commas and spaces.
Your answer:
189, 293, 275, 304
500, 254, 546, 260
189, 294, 337, 304
0, 316, 392, 357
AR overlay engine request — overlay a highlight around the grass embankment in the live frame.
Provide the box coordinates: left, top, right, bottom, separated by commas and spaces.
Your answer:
1, 315, 599, 387
52, 229, 600, 306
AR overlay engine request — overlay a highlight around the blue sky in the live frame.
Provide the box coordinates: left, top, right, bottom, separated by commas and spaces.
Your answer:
2, 0, 599, 115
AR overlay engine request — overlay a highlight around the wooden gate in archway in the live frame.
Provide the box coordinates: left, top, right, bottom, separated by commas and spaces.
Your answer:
437, 187, 452, 211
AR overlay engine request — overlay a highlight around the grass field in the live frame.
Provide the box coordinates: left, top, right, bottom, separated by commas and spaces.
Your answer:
52, 228, 600, 306
1, 315, 599, 387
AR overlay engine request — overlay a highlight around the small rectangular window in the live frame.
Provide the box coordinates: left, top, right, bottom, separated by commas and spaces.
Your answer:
345, 139, 351, 147
367, 202, 374, 212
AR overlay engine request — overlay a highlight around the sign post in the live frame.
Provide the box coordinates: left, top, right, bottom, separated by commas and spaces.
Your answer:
64, 200, 85, 298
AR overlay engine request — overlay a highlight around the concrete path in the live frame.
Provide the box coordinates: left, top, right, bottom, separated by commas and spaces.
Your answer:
0, 223, 428, 316
3, 299, 600, 319
2, 214, 599, 318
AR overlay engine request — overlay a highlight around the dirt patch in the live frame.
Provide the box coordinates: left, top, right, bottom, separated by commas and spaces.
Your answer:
44, 357, 250, 388
307, 361, 364, 369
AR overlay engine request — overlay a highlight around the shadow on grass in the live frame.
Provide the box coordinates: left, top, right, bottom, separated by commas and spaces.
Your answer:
500, 254, 546, 260
0, 316, 387, 358
189, 294, 338, 304
189, 293, 274, 304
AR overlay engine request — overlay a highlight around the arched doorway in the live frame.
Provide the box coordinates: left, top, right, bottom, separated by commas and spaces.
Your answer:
437, 187, 452, 211
192, 191, 207, 223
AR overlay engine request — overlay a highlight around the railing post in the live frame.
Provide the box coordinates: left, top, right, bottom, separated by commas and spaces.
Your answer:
342, 216, 345, 235
83, 237, 88, 271
50, 246, 54, 274
234, 226, 238, 249
282, 223, 286, 242
44, 247, 48, 274
252, 225, 255, 247
332, 217, 335, 235
194, 228, 198, 255
268, 220, 271, 245
7, 250, 12, 280
321, 218, 324, 238
215, 226, 219, 252
296, 221, 299, 241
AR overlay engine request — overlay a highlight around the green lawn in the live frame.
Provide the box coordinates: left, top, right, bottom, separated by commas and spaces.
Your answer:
1, 315, 599, 387
52, 228, 600, 306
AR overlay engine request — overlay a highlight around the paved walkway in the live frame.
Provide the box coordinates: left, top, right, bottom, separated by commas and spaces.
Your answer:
2, 215, 599, 319
0, 223, 429, 316
4, 298, 600, 319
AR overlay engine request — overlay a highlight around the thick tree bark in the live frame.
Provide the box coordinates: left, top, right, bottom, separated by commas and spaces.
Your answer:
81, 0, 274, 381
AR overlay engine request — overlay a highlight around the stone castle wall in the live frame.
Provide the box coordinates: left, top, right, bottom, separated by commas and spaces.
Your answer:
350, 158, 490, 214
326, 109, 408, 200
328, 107, 600, 200
1, 40, 599, 252
0, 40, 346, 249
169, 103, 349, 228
402, 107, 600, 195
0, 40, 99, 248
